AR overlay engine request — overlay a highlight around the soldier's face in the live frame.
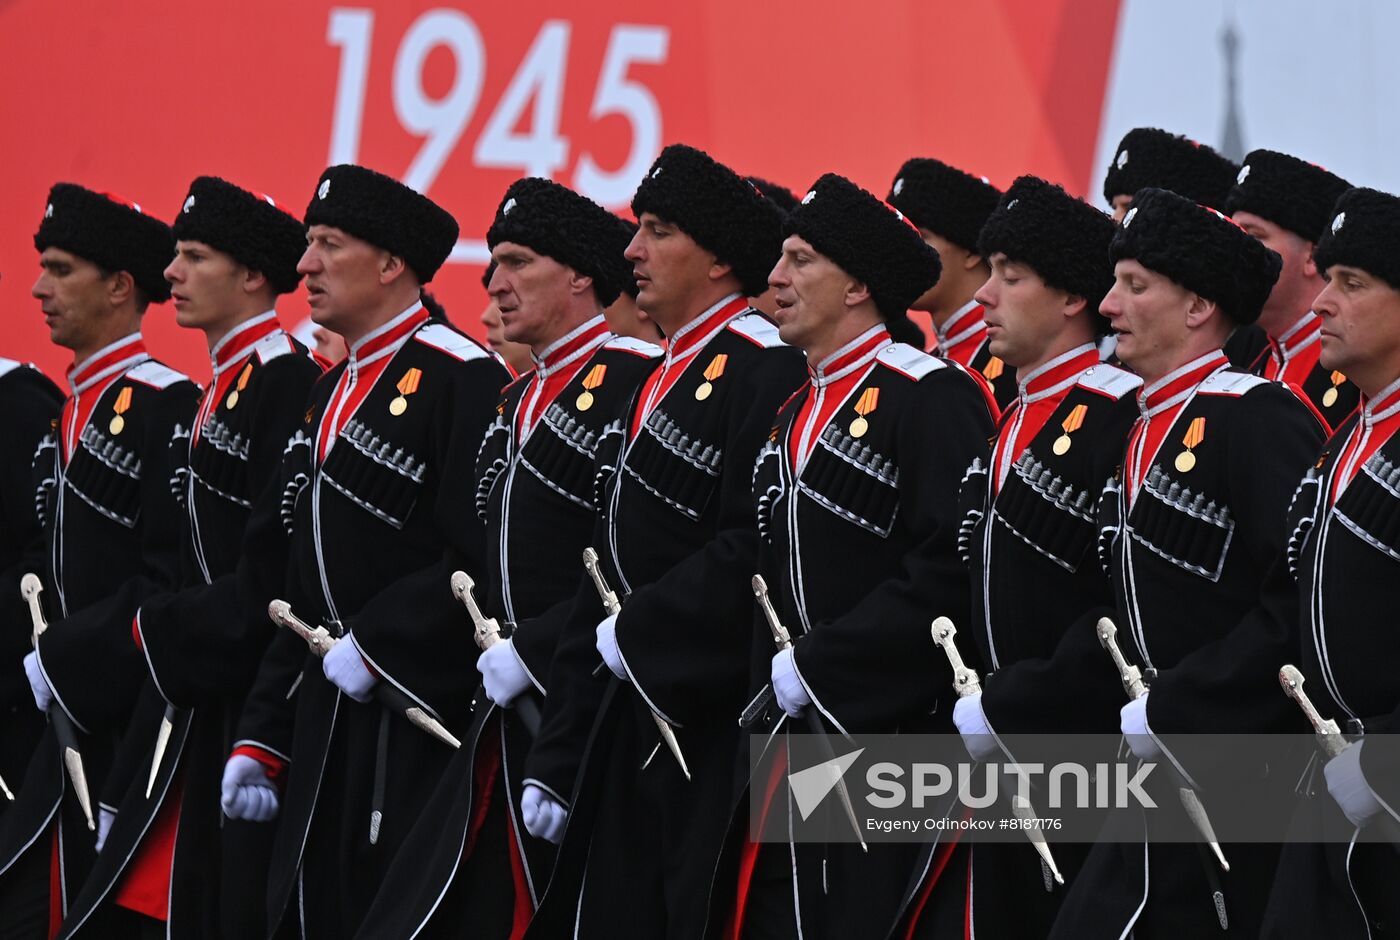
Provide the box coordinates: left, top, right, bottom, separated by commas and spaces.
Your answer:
1315, 264, 1400, 391
298, 225, 395, 334
165, 240, 248, 334
488, 241, 577, 348
1233, 211, 1317, 338
32, 247, 117, 353
909, 229, 964, 313
1110, 195, 1134, 224
975, 253, 1076, 369
768, 235, 859, 355
1102, 259, 1202, 382
625, 214, 721, 330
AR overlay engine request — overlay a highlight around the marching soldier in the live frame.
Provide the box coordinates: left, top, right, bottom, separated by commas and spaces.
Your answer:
54, 177, 322, 938
928, 176, 1132, 937
1048, 188, 1323, 937
0, 351, 63, 811
1101, 126, 1268, 370
218, 164, 510, 938
887, 157, 1016, 409
0, 185, 197, 939
725, 174, 995, 938
1226, 149, 1359, 431
519, 144, 807, 939
354, 178, 661, 937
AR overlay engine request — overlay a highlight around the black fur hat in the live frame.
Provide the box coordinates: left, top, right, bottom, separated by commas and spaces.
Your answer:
631, 144, 783, 297
35, 183, 174, 303
1102, 128, 1238, 209
1225, 149, 1351, 243
487, 178, 634, 307
746, 176, 799, 214
887, 158, 1002, 253
785, 173, 941, 320
172, 176, 306, 295
978, 176, 1117, 317
303, 165, 458, 283
1314, 187, 1400, 291
1111, 187, 1282, 324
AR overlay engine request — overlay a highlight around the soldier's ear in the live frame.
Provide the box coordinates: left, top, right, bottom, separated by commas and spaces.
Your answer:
844, 278, 872, 308
242, 267, 270, 295
105, 269, 136, 308
1303, 245, 1319, 279
379, 252, 410, 286
568, 269, 595, 297
707, 258, 735, 283
1184, 292, 1220, 330
1062, 291, 1088, 321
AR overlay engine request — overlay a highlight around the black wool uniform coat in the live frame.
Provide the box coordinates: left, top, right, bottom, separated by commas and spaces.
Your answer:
522, 305, 807, 940
715, 340, 994, 940
0, 361, 63, 814
233, 317, 508, 939
55, 326, 322, 939
1048, 368, 1323, 940
0, 348, 197, 920
898, 362, 1142, 939
354, 331, 663, 940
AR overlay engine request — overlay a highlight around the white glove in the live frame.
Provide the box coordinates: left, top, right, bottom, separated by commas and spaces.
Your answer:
478, 639, 532, 707
23, 651, 53, 712
521, 784, 567, 844
322, 634, 376, 703
220, 755, 280, 822
771, 648, 811, 718
95, 807, 116, 853
952, 692, 1000, 762
1120, 694, 1162, 762
594, 614, 627, 680
1325, 741, 1384, 828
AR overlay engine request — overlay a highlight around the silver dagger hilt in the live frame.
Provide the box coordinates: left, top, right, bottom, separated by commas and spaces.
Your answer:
931, 617, 982, 698
582, 548, 622, 617
1280, 665, 1347, 760
20, 573, 48, 641
267, 600, 338, 656
1096, 617, 1147, 700
751, 575, 793, 651
451, 571, 503, 651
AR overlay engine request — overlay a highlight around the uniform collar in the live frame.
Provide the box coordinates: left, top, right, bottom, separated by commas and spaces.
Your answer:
348, 300, 428, 369
531, 314, 610, 377
1016, 343, 1099, 404
808, 324, 890, 387
665, 293, 746, 362
1361, 373, 1400, 425
938, 299, 985, 350
1273, 310, 1321, 360
67, 332, 147, 394
209, 310, 280, 374
1137, 349, 1229, 418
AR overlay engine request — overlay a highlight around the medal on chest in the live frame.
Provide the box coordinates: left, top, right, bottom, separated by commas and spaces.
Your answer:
109, 386, 132, 435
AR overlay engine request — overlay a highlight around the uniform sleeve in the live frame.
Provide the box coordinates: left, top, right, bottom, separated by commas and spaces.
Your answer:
36, 381, 201, 734
788, 369, 994, 732
232, 626, 308, 764
612, 347, 807, 726
348, 357, 510, 720
510, 593, 578, 694
135, 357, 323, 706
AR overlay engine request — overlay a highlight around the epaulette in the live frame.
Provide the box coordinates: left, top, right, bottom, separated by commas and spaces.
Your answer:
0, 357, 23, 379
253, 330, 297, 365
413, 322, 490, 362
725, 312, 785, 349
876, 343, 947, 382
126, 360, 190, 390
1197, 369, 1270, 397
603, 335, 664, 358
1075, 363, 1143, 400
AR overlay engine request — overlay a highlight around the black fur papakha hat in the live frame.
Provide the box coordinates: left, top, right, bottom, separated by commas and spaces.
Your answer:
1112, 187, 1282, 324
746, 176, 799, 214
1103, 128, 1238, 209
630, 144, 784, 297
785, 173, 941, 320
487, 178, 634, 307
1225, 149, 1351, 243
304, 165, 458, 283
1314, 187, 1400, 291
172, 176, 306, 295
887, 158, 1003, 254
35, 183, 175, 303
978, 176, 1117, 318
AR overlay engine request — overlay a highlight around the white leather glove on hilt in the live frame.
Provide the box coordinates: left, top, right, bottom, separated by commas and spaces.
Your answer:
521, 783, 567, 844
953, 692, 1000, 762
478, 638, 532, 707
220, 755, 280, 822
1120, 694, 1163, 762
322, 633, 376, 703
1325, 740, 1384, 828
23, 651, 53, 712
595, 614, 627, 680
771, 648, 811, 718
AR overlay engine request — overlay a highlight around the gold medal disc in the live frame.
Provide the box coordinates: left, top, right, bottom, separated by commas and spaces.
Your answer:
226, 390, 240, 410
109, 415, 125, 435
576, 390, 595, 411
389, 395, 408, 416
1174, 450, 1197, 473
1323, 387, 1339, 408
1052, 434, 1072, 456
695, 382, 713, 401
850, 416, 869, 438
